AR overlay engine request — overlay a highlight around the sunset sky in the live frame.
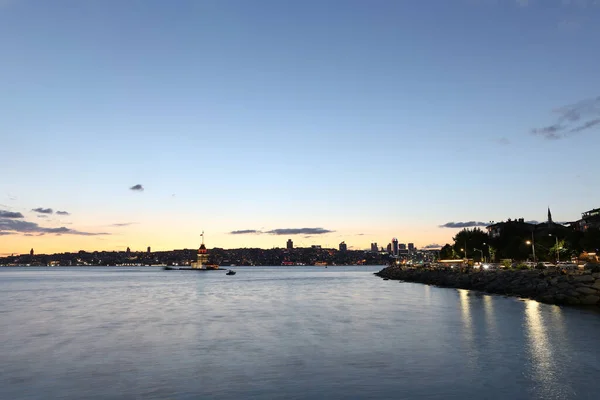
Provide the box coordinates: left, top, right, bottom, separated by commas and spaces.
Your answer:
1, 0, 600, 255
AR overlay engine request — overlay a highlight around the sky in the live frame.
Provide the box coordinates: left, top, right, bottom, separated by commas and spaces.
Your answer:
1, 0, 600, 255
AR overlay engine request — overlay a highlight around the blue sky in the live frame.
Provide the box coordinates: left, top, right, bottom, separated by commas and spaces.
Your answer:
1, 0, 599, 253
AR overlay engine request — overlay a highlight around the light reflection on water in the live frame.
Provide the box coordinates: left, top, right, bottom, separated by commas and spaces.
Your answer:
524, 301, 573, 400
1, 266, 600, 400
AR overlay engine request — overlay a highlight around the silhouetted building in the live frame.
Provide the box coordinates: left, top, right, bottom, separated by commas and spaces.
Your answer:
399, 243, 407, 250
126, 247, 131, 255
311, 245, 321, 249
386, 243, 392, 254
570, 207, 600, 231
487, 218, 533, 238
339, 241, 347, 252
392, 238, 399, 256
147, 246, 151, 253
30, 248, 34, 256
287, 239, 293, 250
371, 243, 378, 252
408, 243, 415, 252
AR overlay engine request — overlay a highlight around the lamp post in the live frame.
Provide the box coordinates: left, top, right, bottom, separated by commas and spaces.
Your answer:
549, 234, 560, 262
474, 248, 484, 262
526, 231, 536, 263
483, 242, 491, 263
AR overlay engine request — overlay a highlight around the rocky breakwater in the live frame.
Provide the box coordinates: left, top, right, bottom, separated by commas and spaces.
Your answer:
376, 266, 600, 306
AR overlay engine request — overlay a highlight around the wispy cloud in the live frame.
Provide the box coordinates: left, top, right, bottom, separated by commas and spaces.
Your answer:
56, 211, 70, 216
0, 210, 24, 218
37, 215, 48, 219
495, 137, 510, 145
130, 184, 144, 191
0, 218, 109, 236
229, 227, 334, 235
423, 243, 442, 249
230, 229, 261, 235
110, 222, 137, 227
266, 228, 334, 235
0, 231, 15, 236
32, 207, 53, 214
532, 96, 600, 140
440, 221, 488, 228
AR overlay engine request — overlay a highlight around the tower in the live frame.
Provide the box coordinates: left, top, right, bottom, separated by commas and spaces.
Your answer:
192, 231, 216, 269
287, 239, 293, 250
147, 246, 151, 253
548, 207, 553, 224
392, 238, 399, 256
30, 248, 34, 256
339, 241, 347, 252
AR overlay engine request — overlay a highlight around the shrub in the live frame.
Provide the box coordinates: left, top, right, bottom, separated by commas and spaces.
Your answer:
535, 263, 546, 270
517, 263, 529, 270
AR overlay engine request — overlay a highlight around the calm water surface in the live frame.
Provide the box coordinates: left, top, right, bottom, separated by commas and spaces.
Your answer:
1, 266, 600, 399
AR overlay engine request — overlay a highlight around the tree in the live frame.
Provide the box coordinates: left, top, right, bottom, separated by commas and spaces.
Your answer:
439, 244, 455, 259
452, 228, 490, 260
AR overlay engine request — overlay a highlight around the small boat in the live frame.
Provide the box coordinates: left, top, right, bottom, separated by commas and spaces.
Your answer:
226, 270, 236, 275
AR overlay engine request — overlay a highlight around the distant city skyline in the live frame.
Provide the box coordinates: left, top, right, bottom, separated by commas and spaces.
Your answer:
1, 0, 599, 255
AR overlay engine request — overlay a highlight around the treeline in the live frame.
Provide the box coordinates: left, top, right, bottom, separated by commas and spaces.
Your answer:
439, 227, 600, 262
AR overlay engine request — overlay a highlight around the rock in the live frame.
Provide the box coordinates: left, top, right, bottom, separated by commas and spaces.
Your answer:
593, 273, 600, 279
576, 286, 598, 295
557, 282, 572, 290
566, 290, 580, 298
580, 295, 600, 305
574, 275, 595, 283
554, 294, 567, 304
537, 295, 555, 304
566, 296, 581, 305
593, 280, 600, 290
550, 277, 559, 285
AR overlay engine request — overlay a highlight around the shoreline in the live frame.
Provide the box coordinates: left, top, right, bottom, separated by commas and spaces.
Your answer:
376, 266, 600, 307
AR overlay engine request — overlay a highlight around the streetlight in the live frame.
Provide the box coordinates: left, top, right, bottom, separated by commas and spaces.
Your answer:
526, 234, 536, 263
549, 234, 560, 262
474, 248, 484, 262
483, 242, 491, 263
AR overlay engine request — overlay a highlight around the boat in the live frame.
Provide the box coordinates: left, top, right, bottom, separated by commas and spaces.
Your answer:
226, 270, 236, 275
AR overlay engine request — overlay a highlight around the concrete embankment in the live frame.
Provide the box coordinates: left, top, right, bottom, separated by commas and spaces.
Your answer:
376, 266, 600, 306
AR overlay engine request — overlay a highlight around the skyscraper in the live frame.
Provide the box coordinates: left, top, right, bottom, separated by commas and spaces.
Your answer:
392, 238, 399, 256
371, 243, 378, 252
147, 246, 151, 253
399, 243, 407, 250
408, 243, 415, 253
339, 241, 347, 252
286, 239, 293, 250
30, 248, 34, 256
